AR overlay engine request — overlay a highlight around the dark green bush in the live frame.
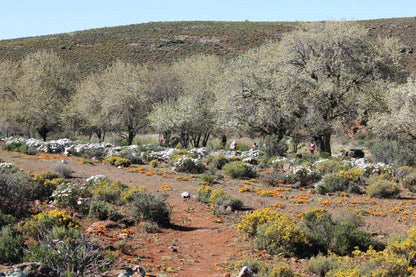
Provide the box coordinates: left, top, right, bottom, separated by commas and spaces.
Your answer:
88, 201, 123, 221
367, 180, 401, 198
0, 225, 24, 264
316, 174, 349, 194
174, 157, 205, 174
208, 154, 229, 170
301, 209, 372, 256
212, 194, 243, 215
263, 136, 288, 157
368, 139, 416, 166
285, 168, 321, 188
2, 141, 28, 153
223, 161, 256, 179
24, 226, 109, 276
0, 172, 37, 218
51, 164, 73, 178
52, 183, 91, 214
198, 173, 216, 184
129, 192, 171, 227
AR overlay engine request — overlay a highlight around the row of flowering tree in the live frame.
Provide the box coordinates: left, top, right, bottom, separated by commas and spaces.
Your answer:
0, 22, 409, 153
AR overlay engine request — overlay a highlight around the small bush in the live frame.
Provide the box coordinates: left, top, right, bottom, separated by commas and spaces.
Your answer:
24, 226, 109, 276
129, 192, 171, 227
316, 174, 349, 194
208, 154, 229, 170
91, 179, 127, 204
198, 173, 216, 184
263, 136, 288, 157
0, 172, 37, 218
367, 179, 401, 198
369, 139, 416, 166
285, 168, 321, 188
315, 159, 345, 175
141, 221, 161, 233
320, 152, 331, 158
301, 208, 372, 256
51, 164, 73, 178
197, 185, 212, 203
403, 172, 416, 192
307, 254, 339, 276
0, 210, 16, 226
212, 194, 243, 215
106, 155, 131, 167
24, 209, 79, 238
0, 225, 24, 264
237, 208, 308, 257
270, 264, 299, 277
52, 183, 91, 214
174, 157, 205, 174
88, 201, 123, 221
2, 141, 28, 153
32, 171, 64, 200
223, 161, 256, 179
150, 159, 158, 168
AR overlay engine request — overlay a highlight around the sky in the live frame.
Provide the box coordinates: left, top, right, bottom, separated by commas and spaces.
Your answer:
0, 0, 415, 40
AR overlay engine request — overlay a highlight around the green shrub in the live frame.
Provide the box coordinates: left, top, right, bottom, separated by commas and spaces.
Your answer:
106, 155, 131, 167
285, 168, 321, 188
52, 183, 91, 214
24, 209, 79, 238
223, 161, 256, 179
270, 264, 300, 277
197, 185, 212, 203
369, 139, 416, 166
129, 192, 171, 227
24, 226, 109, 276
51, 164, 73, 178
403, 172, 416, 192
263, 136, 288, 157
320, 152, 331, 158
0, 172, 37, 218
208, 153, 229, 170
174, 157, 205, 174
237, 208, 308, 257
0, 225, 24, 264
2, 141, 28, 153
198, 173, 216, 184
307, 254, 339, 277
150, 159, 158, 168
32, 171, 64, 200
88, 201, 123, 221
316, 174, 349, 194
316, 159, 345, 175
91, 179, 127, 204
141, 221, 161, 233
301, 208, 372, 256
212, 193, 243, 215
0, 210, 16, 226
367, 179, 401, 198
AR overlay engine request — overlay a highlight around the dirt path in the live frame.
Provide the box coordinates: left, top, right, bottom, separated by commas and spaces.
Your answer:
0, 150, 249, 276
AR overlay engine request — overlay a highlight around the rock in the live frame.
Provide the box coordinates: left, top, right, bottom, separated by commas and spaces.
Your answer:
132, 265, 146, 277
237, 266, 254, 277
345, 149, 365, 158
181, 191, 191, 199
0, 263, 58, 277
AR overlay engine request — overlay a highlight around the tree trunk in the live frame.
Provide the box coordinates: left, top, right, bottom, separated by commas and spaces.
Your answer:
180, 132, 189, 148
202, 132, 210, 147
38, 126, 49, 141
314, 133, 331, 156
95, 129, 102, 142
127, 126, 135, 145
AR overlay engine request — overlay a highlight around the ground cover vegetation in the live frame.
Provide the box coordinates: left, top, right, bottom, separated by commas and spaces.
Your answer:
1, 18, 416, 276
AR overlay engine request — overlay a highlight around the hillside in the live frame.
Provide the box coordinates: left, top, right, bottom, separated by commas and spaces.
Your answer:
0, 18, 415, 74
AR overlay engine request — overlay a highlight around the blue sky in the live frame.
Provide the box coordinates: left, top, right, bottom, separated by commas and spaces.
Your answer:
0, 0, 415, 40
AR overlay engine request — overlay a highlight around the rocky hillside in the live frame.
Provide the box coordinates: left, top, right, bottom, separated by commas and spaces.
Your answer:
0, 18, 415, 74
